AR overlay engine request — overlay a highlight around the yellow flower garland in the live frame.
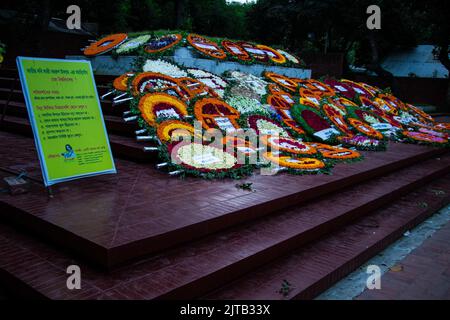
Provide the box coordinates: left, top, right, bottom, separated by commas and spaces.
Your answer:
263, 152, 325, 170
157, 120, 195, 143
139, 93, 188, 126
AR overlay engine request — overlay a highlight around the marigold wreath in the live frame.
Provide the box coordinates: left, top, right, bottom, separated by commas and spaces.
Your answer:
322, 104, 354, 136
157, 120, 196, 143
299, 88, 322, 108
341, 79, 375, 98
434, 123, 450, 131
194, 98, 240, 131
323, 78, 356, 100
221, 136, 258, 157
402, 131, 448, 144
267, 84, 288, 96
264, 72, 298, 92
247, 115, 292, 138
308, 142, 361, 160
405, 103, 435, 124
145, 34, 182, 53
267, 95, 305, 135
131, 72, 190, 101
260, 136, 317, 155
84, 33, 128, 56
187, 34, 227, 60
256, 44, 286, 64
221, 40, 252, 61
238, 41, 269, 62
138, 93, 188, 126
348, 118, 384, 140
296, 79, 335, 98
376, 94, 404, 115
263, 152, 326, 170
113, 72, 133, 92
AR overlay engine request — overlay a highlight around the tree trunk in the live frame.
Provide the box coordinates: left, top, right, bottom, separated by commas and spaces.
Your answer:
366, 32, 399, 95
175, 0, 186, 28
37, 0, 51, 56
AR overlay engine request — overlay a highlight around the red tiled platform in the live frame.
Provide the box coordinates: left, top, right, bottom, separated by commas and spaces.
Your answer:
205, 177, 450, 300
357, 220, 450, 300
1, 130, 448, 268
0, 173, 448, 300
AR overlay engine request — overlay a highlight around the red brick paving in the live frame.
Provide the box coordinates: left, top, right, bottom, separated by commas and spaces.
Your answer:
357, 220, 450, 300
204, 177, 450, 300
1, 130, 446, 268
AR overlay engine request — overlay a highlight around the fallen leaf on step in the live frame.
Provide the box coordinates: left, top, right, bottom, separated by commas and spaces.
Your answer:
389, 264, 404, 272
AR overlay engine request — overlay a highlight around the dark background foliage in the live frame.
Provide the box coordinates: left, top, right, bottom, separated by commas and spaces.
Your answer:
1, 0, 449, 76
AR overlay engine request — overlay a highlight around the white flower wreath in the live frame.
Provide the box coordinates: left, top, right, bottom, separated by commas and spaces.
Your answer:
143, 59, 188, 78
116, 35, 151, 54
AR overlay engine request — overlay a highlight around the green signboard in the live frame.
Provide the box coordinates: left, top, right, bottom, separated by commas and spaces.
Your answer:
17, 57, 116, 186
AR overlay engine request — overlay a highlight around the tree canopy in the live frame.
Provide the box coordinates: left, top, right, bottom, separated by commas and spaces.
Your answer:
1, 0, 449, 75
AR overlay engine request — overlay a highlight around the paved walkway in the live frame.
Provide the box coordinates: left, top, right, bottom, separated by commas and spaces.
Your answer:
357, 222, 450, 300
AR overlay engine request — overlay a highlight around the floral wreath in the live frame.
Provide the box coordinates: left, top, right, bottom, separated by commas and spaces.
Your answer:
323, 79, 356, 100
113, 72, 133, 92
267, 94, 293, 110
341, 79, 375, 98
157, 120, 196, 143
247, 115, 291, 138
221, 40, 251, 61
222, 136, 258, 157
337, 135, 385, 151
346, 106, 387, 127
322, 104, 354, 136
296, 79, 335, 97
194, 97, 240, 131
238, 41, 269, 62
299, 97, 320, 109
371, 108, 403, 129
177, 77, 219, 99
145, 33, 183, 54
256, 44, 286, 64
267, 95, 305, 135
264, 72, 298, 92
187, 68, 228, 98
405, 103, 435, 124
261, 136, 317, 155
299, 88, 322, 108
360, 82, 383, 96
116, 34, 151, 54
308, 142, 361, 160
226, 95, 271, 116
402, 131, 448, 144
263, 152, 326, 171
434, 123, 450, 132
84, 33, 128, 56
168, 141, 240, 173
187, 34, 227, 60
291, 104, 339, 141
348, 118, 384, 140
268, 84, 288, 96
276, 49, 302, 65
142, 59, 188, 78
375, 94, 402, 115
138, 92, 188, 126
131, 72, 190, 101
